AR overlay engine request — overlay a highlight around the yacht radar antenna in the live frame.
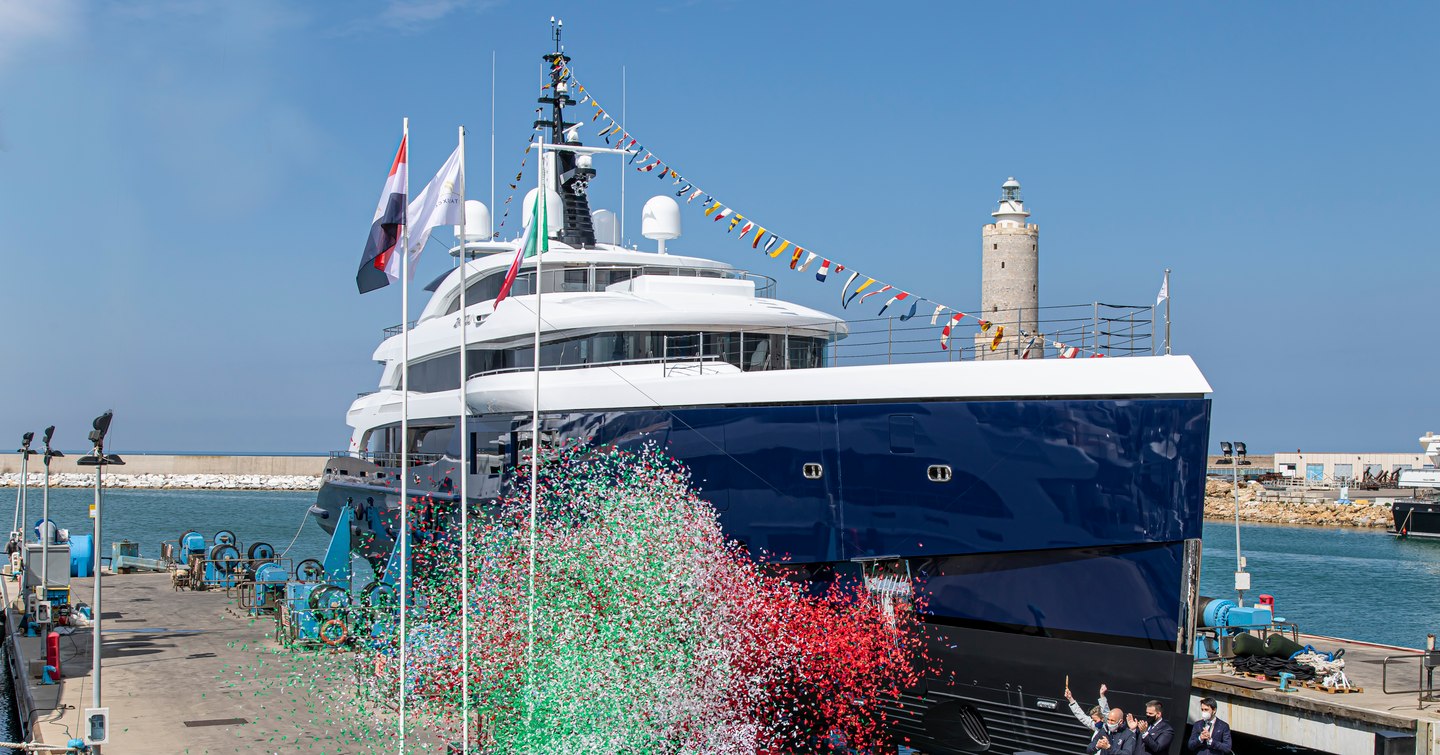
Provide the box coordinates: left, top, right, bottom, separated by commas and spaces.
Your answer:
537, 19, 597, 248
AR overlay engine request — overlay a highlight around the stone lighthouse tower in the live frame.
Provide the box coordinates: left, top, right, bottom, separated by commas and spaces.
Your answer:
975, 177, 1039, 359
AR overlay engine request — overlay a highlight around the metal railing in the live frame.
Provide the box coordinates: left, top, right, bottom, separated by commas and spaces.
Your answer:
1382, 651, 1440, 705
327, 450, 445, 467
827, 302, 1156, 366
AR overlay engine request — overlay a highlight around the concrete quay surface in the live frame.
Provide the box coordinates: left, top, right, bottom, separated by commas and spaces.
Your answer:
2, 571, 377, 754
1193, 633, 1440, 754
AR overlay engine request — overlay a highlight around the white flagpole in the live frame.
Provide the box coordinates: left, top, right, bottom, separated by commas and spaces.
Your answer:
526, 131, 546, 727
399, 115, 411, 754
456, 123, 471, 753
490, 51, 496, 241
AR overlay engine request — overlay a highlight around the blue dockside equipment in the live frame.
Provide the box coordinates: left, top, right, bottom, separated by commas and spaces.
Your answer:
251, 562, 290, 614
278, 508, 358, 646
1195, 596, 1281, 660
68, 534, 94, 578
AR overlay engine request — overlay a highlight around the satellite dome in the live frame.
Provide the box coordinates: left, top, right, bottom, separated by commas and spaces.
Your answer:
456, 200, 491, 241
641, 195, 682, 241
591, 209, 619, 245
522, 188, 565, 237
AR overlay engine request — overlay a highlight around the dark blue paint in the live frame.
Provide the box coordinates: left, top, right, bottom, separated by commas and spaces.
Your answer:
320, 396, 1209, 646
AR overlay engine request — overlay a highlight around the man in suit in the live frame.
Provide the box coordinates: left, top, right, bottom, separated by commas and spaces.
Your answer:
1129, 699, 1175, 754
1089, 707, 1138, 755
1187, 697, 1233, 755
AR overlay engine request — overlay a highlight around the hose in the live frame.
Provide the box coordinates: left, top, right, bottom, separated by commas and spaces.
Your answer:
0, 743, 84, 752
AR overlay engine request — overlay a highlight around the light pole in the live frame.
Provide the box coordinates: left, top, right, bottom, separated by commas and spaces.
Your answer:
39, 426, 63, 606
12, 431, 35, 551
77, 410, 122, 751
1218, 441, 1252, 606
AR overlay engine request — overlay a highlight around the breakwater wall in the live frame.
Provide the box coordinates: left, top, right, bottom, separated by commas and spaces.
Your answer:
1204, 478, 1393, 529
0, 452, 325, 477
0, 453, 325, 490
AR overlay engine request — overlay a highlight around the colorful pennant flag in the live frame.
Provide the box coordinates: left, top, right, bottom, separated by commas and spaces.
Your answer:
769, 240, 791, 259
789, 246, 805, 269
816, 259, 831, 281
990, 325, 1005, 351
840, 271, 860, 307
859, 284, 891, 305
931, 305, 946, 326
898, 299, 920, 321
797, 252, 818, 272
877, 291, 909, 316
940, 313, 964, 350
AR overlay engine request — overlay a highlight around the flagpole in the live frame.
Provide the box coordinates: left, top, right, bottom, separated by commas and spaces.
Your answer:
619, 65, 626, 245
490, 51, 496, 241
526, 131, 545, 729
1164, 268, 1172, 355
456, 123, 471, 753
399, 115, 411, 754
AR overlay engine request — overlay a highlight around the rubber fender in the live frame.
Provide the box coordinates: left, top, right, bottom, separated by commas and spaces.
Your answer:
1231, 632, 1264, 657
1265, 633, 1306, 659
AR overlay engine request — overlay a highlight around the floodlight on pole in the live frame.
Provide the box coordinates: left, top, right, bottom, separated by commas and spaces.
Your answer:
76, 410, 122, 750
12, 432, 36, 550
39, 425, 63, 605
1225, 438, 1249, 607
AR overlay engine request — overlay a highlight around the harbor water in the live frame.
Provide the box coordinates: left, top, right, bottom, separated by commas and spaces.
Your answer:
1200, 520, 1438, 649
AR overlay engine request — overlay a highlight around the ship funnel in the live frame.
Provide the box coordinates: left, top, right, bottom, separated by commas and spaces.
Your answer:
455, 200, 491, 242
592, 209, 619, 245
641, 195, 681, 254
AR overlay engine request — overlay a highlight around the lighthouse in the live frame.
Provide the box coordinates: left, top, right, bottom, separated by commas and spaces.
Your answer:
976, 177, 1040, 359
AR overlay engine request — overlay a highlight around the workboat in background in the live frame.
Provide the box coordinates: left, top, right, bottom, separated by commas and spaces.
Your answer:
316, 36, 1212, 755
1390, 432, 1440, 538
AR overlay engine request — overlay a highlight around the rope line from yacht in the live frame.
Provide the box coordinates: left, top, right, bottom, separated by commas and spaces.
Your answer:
279, 506, 308, 558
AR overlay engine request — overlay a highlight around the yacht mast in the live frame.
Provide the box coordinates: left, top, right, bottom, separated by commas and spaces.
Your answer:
537, 21, 597, 248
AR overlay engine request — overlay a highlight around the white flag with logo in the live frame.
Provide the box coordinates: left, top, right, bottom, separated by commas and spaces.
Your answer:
393, 144, 465, 279
1156, 273, 1169, 306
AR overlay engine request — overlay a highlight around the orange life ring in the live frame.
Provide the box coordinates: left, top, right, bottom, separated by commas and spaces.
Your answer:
319, 618, 349, 646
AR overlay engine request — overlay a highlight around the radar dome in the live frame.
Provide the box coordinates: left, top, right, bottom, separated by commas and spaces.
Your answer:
591, 209, 619, 245
456, 200, 491, 241
522, 188, 565, 238
641, 195, 682, 241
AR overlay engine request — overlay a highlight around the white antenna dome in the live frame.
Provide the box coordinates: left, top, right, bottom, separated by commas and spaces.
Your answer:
591, 209, 619, 245
522, 188, 565, 238
641, 195, 681, 254
456, 200, 491, 241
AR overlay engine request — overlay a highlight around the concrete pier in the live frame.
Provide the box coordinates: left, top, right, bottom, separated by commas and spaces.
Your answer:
1, 570, 374, 754
1193, 633, 1440, 754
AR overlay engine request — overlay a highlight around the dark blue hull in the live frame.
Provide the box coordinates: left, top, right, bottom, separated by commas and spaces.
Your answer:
316, 396, 1210, 754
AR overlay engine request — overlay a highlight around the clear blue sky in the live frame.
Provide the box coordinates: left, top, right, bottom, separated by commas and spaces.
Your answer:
1, 1, 1436, 454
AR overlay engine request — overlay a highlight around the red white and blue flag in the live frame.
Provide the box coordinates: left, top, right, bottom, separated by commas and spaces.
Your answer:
356, 135, 408, 294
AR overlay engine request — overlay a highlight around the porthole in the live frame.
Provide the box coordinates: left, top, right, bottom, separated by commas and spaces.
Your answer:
927, 465, 953, 483
803, 463, 823, 480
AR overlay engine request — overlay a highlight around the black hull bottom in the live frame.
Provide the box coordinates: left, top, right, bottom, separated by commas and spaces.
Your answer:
899, 625, 1189, 755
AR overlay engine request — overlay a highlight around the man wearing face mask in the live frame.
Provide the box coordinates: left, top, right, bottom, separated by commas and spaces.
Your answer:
1088, 707, 1138, 755
1187, 698, 1232, 754
1128, 699, 1174, 754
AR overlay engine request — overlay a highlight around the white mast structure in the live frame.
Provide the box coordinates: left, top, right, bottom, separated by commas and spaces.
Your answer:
455, 123, 472, 753
398, 115, 412, 754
